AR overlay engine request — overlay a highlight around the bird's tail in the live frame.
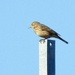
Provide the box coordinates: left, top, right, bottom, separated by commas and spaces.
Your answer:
57, 36, 68, 44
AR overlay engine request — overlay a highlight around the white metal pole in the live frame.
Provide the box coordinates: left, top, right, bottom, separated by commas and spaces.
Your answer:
39, 39, 55, 75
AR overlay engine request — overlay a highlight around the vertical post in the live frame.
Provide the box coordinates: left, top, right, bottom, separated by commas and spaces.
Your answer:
39, 39, 55, 75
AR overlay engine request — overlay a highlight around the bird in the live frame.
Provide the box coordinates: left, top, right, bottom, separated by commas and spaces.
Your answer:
30, 21, 68, 44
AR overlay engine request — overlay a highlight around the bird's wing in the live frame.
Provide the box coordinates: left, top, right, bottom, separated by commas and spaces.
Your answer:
40, 24, 60, 36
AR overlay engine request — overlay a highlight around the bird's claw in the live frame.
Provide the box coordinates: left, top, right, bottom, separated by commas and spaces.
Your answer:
39, 39, 46, 44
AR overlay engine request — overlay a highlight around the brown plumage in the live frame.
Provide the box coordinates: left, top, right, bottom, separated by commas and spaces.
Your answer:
30, 21, 68, 44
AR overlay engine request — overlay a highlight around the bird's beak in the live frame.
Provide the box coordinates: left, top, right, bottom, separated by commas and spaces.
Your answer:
28, 25, 32, 29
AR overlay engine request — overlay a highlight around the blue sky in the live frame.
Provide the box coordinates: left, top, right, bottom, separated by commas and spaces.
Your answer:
0, 0, 75, 75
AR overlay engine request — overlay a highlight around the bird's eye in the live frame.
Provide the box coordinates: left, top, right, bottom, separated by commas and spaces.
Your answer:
31, 24, 34, 26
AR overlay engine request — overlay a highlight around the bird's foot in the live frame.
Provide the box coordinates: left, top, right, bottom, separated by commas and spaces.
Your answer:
39, 39, 46, 44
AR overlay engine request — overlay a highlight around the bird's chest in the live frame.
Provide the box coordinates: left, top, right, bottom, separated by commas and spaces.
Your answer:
34, 29, 50, 38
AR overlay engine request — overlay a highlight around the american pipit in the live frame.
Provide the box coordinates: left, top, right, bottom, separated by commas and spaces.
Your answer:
30, 21, 68, 44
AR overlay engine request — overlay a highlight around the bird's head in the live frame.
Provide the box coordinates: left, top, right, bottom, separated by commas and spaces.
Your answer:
30, 21, 40, 29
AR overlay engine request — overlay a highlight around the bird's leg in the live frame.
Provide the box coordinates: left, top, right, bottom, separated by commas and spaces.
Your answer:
39, 39, 46, 44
